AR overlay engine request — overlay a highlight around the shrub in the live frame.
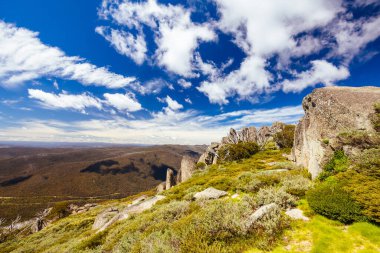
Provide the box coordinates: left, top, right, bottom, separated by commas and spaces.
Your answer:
235, 172, 264, 193
250, 204, 288, 249
319, 150, 349, 180
256, 187, 296, 209
281, 174, 312, 196
195, 162, 206, 170
47, 201, 71, 219
263, 141, 278, 150
190, 199, 251, 239
217, 142, 259, 163
151, 201, 191, 223
338, 149, 380, 222
337, 131, 380, 148
250, 204, 282, 236
273, 125, 295, 148
322, 138, 329, 145
307, 181, 365, 224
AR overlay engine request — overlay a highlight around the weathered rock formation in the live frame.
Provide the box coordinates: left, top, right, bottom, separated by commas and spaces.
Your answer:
159, 155, 201, 192
292, 86, 380, 178
165, 168, 176, 190
177, 155, 198, 183
199, 122, 287, 165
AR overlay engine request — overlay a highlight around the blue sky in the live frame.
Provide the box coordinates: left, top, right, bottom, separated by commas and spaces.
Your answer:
0, 0, 379, 144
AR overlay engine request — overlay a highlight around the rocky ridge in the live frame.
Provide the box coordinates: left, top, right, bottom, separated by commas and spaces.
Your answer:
292, 86, 380, 178
198, 122, 287, 166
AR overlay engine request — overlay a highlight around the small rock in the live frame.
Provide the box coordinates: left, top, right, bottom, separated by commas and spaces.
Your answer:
193, 187, 227, 200
84, 203, 96, 208
285, 208, 309, 221
156, 182, 166, 193
231, 193, 239, 199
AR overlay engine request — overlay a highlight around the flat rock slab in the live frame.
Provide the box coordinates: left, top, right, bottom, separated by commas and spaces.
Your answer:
285, 208, 309, 221
193, 187, 227, 200
93, 195, 165, 232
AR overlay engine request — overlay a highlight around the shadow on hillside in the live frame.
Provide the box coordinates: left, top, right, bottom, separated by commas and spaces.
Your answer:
0, 175, 33, 187
80, 160, 139, 175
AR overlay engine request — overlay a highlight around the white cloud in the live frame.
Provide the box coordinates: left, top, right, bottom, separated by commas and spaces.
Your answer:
329, 16, 380, 63
103, 93, 142, 112
99, 0, 216, 77
353, 0, 380, 7
164, 96, 183, 111
0, 105, 303, 144
140, 78, 172, 94
198, 56, 272, 104
0, 21, 136, 89
53, 80, 59, 89
178, 79, 192, 89
28, 89, 102, 113
185, 98, 192, 104
196, 0, 343, 104
96, 26, 147, 65
282, 60, 350, 92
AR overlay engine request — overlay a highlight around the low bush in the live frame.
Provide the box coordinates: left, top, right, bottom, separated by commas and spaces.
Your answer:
235, 172, 264, 193
47, 201, 71, 219
338, 148, 380, 222
307, 181, 366, 224
217, 142, 259, 163
281, 174, 312, 196
337, 131, 380, 149
250, 204, 282, 236
273, 125, 295, 148
256, 187, 296, 209
319, 150, 349, 180
263, 141, 278, 150
195, 162, 206, 170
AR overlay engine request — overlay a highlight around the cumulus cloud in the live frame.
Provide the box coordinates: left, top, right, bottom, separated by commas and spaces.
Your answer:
96, 26, 147, 65
178, 79, 192, 89
99, 0, 216, 77
0, 105, 303, 144
28, 89, 102, 113
329, 15, 380, 63
196, 0, 343, 104
0, 21, 136, 89
164, 96, 183, 111
103, 93, 142, 112
282, 60, 350, 92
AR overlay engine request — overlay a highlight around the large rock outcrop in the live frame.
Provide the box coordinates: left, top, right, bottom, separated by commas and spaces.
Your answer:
292, 86, 380, 178
199, 122, 287, 165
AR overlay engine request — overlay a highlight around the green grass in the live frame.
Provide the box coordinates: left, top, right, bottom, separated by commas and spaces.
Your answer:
1, 149, 378, 253
245, 216, 380, 253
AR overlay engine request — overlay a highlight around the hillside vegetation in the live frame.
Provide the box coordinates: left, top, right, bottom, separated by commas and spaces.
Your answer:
1, 146, 379, 252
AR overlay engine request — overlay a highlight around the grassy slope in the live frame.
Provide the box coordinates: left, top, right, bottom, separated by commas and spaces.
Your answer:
1, 150, 379, 253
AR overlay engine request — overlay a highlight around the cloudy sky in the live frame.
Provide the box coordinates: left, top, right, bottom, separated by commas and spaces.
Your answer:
0, 0, 379, 144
